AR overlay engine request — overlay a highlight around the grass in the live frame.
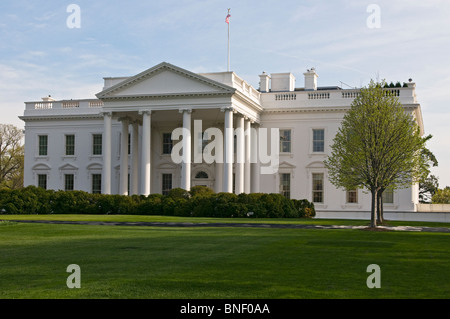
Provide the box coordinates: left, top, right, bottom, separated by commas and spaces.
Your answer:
2, 213, 450, 228
0, 215, 449, 299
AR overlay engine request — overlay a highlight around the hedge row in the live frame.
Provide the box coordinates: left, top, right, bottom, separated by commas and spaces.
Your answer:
0, 185, 315, 218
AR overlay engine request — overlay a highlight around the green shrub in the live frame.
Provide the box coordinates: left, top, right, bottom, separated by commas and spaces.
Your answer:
291, 199, 316, 218
136, 194, 163, 215
167, 188, 190, 200
0, 186, 315, 219
189, 185, 214, 197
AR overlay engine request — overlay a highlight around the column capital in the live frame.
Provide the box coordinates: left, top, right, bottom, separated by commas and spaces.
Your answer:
138, 109, 152, 115
101, 111, 112, 117
220, 106, 234, 113
117, 116, 131, 123
179, 108, 192, 114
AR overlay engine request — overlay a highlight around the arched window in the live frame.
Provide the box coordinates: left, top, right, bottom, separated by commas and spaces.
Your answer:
195, 171, 208, 179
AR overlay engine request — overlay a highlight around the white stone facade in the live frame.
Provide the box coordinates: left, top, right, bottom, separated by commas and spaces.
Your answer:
20, 62, 424, 213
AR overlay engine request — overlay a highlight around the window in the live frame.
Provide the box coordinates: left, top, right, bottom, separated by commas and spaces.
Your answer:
382, 189, 394, 204
232, 173, 235, 194
92, 134, 102, 155
162, 173, 172, 195
346, 189, 358, 203
37, 174, 47, 189
195, 171, 208, 179
38, 135, 48, 156
312, 129, 325, 152
128, 133, 131, 155
280, 129, 291, 153
64, 174, 74, 191
280, 173, 291, 199
65, 134, 75, 156
162, 133, 173, 154
92, 174, 102, 194
312, 173, 324, 203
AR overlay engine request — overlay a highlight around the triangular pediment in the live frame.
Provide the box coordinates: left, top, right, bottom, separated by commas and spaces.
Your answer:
59, 163, 78, 170
96, 62, 235, 99
32, 163, 51, 170
279, 161, 296, 169
306, 161, 325, 169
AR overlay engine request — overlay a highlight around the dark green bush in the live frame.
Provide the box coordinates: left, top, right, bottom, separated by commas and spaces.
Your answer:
0, 186, 315, 219
291, 199, 316, 218
189, 185, 214, 197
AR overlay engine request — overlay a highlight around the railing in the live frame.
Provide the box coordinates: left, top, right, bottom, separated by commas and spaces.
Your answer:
385, 89, 400, 97
29, 99, 103, 110
34, 102, 53, 109
342, 91, 360, 98
270, 87, 410, 103
275, 93, 296, 101
308, 92, 330, 99
89, 101, 104, 107
62, 101, 80, 108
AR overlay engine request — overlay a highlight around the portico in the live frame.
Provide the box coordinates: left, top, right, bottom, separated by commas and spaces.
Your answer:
96, 62, 262, 196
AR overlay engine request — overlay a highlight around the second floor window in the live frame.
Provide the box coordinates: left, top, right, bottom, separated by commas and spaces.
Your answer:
65, 135, 75, 156
312, 129, 325, 152
162, 133, 173, 154
92, 134, 102, 155
38, 135, 48, 156
280, 129, 291, 153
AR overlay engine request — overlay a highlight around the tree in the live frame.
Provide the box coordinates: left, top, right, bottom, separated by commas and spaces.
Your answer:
418, 144, 439, 203
432, 187, 450, 204
419, 174, 439, 203
325, 80, 427, 228
0, 124, 24, 189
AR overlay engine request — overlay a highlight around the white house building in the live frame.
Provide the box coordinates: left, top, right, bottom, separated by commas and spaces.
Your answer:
20, 62, 424, 214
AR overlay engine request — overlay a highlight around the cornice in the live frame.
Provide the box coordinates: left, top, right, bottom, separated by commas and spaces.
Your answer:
262, 106, 350, 114
19, 114, 103, 121
99, 91, 234, 101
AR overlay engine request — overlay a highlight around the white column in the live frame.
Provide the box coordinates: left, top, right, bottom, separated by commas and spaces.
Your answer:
222, 107, 233, 193
140, 110, 151, 196
180, 109, 192, 191
251, 124, 260, 193
235, 115, 244, 194
131, 121, 139, 195
119, 118, 129, 195
215, 162, 223, 193
102, 112, 112, 194
244, 118, 251, 193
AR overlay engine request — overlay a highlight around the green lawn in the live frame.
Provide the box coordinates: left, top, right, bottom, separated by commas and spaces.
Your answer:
2, 213, 450, 228
0, 216, 449, 299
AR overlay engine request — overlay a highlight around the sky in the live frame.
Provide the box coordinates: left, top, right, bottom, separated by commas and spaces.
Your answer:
1, 0, 449, 187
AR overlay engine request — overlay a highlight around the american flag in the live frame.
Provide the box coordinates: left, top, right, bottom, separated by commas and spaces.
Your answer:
225, 10, 231, 24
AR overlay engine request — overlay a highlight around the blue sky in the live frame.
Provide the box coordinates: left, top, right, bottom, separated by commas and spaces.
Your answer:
1, 0, 450, 186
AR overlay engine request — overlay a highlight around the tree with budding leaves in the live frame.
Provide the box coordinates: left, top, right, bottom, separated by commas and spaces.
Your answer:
324, 80, 431, 228
0, 124, 24, 189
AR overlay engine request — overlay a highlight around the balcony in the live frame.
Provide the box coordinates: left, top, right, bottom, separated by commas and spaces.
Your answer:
261, 85, 418, 110
23, 99, 104, 118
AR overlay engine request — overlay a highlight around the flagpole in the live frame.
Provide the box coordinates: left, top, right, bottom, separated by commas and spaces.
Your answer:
227, 21, 230, 71
226, 8, 230, 72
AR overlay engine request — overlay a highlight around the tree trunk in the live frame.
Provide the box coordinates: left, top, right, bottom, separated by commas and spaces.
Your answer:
377, 189, 384, 224
370, 188, 377, 228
